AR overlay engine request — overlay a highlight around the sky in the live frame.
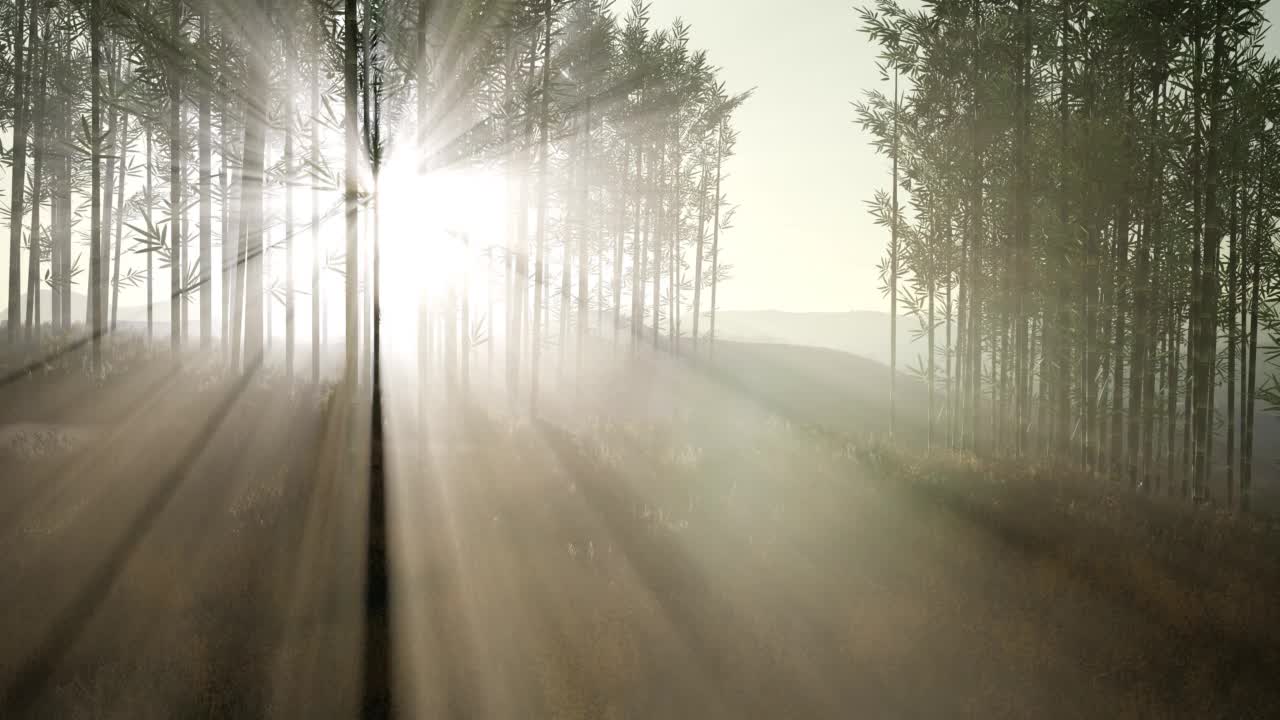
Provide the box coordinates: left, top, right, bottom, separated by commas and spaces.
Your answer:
2, 2, 1279, 316
647, 0, 891, 312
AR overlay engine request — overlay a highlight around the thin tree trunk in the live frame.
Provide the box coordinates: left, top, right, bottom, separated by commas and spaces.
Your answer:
220, 96, 229, 348
890, 69, 900, 438
1111, 204, 1130, 479
631, 148, 644, 347
968, 0, 984, 452
25, 4, 46, 341
945, 213, 955, 448
198, 0, 212, 347
344, 0, 360, 387
652, 143, 664, 351
612, 148, 628, 347
8, 0, 28, 341
284, 16, 295, 378
89, 0, 103, 367
1241, 193, 1261, 512
1015, 3, 1031, 455
708, 125, 723, 359
1194, 22, 1225, 502
169, 0, 183, 352
146, 128, 154, 341
312, 54, 322, 383
530, 6, 553, 410
1165, 298, 1182, 492
1224, 168, 1241, 506
99, 48, 118, 332
691, 167, 707, 353
181, 108, 190, 345
577, 93, 591, 374
242, 0, 269, 366
110, 110, 127, 331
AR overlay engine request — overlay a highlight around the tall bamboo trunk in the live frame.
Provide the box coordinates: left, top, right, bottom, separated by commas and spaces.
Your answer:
511, 51, 537, 399
559, 118, 582, 380
1182, 35, 1204, 498
1111, 202, 1130, 478
945, 214, 956, 448
631, 148, 644, 347
889, 70, 899, 438
577, 95, 592, 375
57, 57, 70, 333
708, 126, 723, 359
227, 165, 244, 367
461, 234, 470, 396
94, 50, 119, 335
312, 57, 322, 383
343, 0, 360, 387
25, 5, 47, 342
612, 147, 628, 347
1193, 23, 1225, 502
220, 96, 229, 348
284, 18, 295, 378
968, 0, 984, 452
927, 272, 936, 449
110, 110, 128, 331
49, 34, 62, 334
169, 0, 183, 352
1081, 81, 1098, 472
1165, 297, 1182, 492
652, 143, 665, 351
181, 108, 190, 345
1224, 168, 1241, 506
89, 0, 103, 367
690, 167, 707, 353
957, 222, 968, 450
198, 1, 212, 348
417, 0, 432, 401
669, 132, 681, 354
1129, 76, 1157, 490
146, 128, 154, 341
8, 0, 28, 341
1014, 0, 1031, 455
530, 6, 553, 410
1241, 191, 1261, 512
242, 0, 269, 366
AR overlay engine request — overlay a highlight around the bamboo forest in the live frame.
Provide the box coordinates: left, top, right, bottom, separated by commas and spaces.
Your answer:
2, 0, 1280, 717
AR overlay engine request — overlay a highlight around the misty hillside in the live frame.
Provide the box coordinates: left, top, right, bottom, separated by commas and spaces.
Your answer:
707, 311, 1280, 513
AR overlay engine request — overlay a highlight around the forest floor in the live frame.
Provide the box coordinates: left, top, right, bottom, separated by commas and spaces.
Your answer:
0, 335, 1278, 718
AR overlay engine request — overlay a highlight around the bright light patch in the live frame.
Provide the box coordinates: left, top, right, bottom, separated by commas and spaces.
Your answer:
378, 154, 507, 305
375, 153, 509, 355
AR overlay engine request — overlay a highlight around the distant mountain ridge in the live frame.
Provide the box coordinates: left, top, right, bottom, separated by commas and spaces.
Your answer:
707, 309, 929, 370
17, 290, 162, 326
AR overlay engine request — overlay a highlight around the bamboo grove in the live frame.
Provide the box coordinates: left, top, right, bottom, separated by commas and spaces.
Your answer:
0, 0, 749, 405
856, 0, 1279, 510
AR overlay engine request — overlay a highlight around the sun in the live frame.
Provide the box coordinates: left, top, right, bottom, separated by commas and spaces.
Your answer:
372, 152, 510, 356
376, 153, 509, 307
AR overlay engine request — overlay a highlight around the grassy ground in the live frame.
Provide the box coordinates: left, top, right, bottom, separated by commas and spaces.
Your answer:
1, 338, 1278, 718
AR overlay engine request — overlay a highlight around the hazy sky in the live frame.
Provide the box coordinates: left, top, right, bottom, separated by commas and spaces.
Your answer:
648, 0, 891, 312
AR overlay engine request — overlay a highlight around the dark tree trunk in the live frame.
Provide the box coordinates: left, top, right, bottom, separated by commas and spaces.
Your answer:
8, 0, 28, 341
198, 1, 212, 348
